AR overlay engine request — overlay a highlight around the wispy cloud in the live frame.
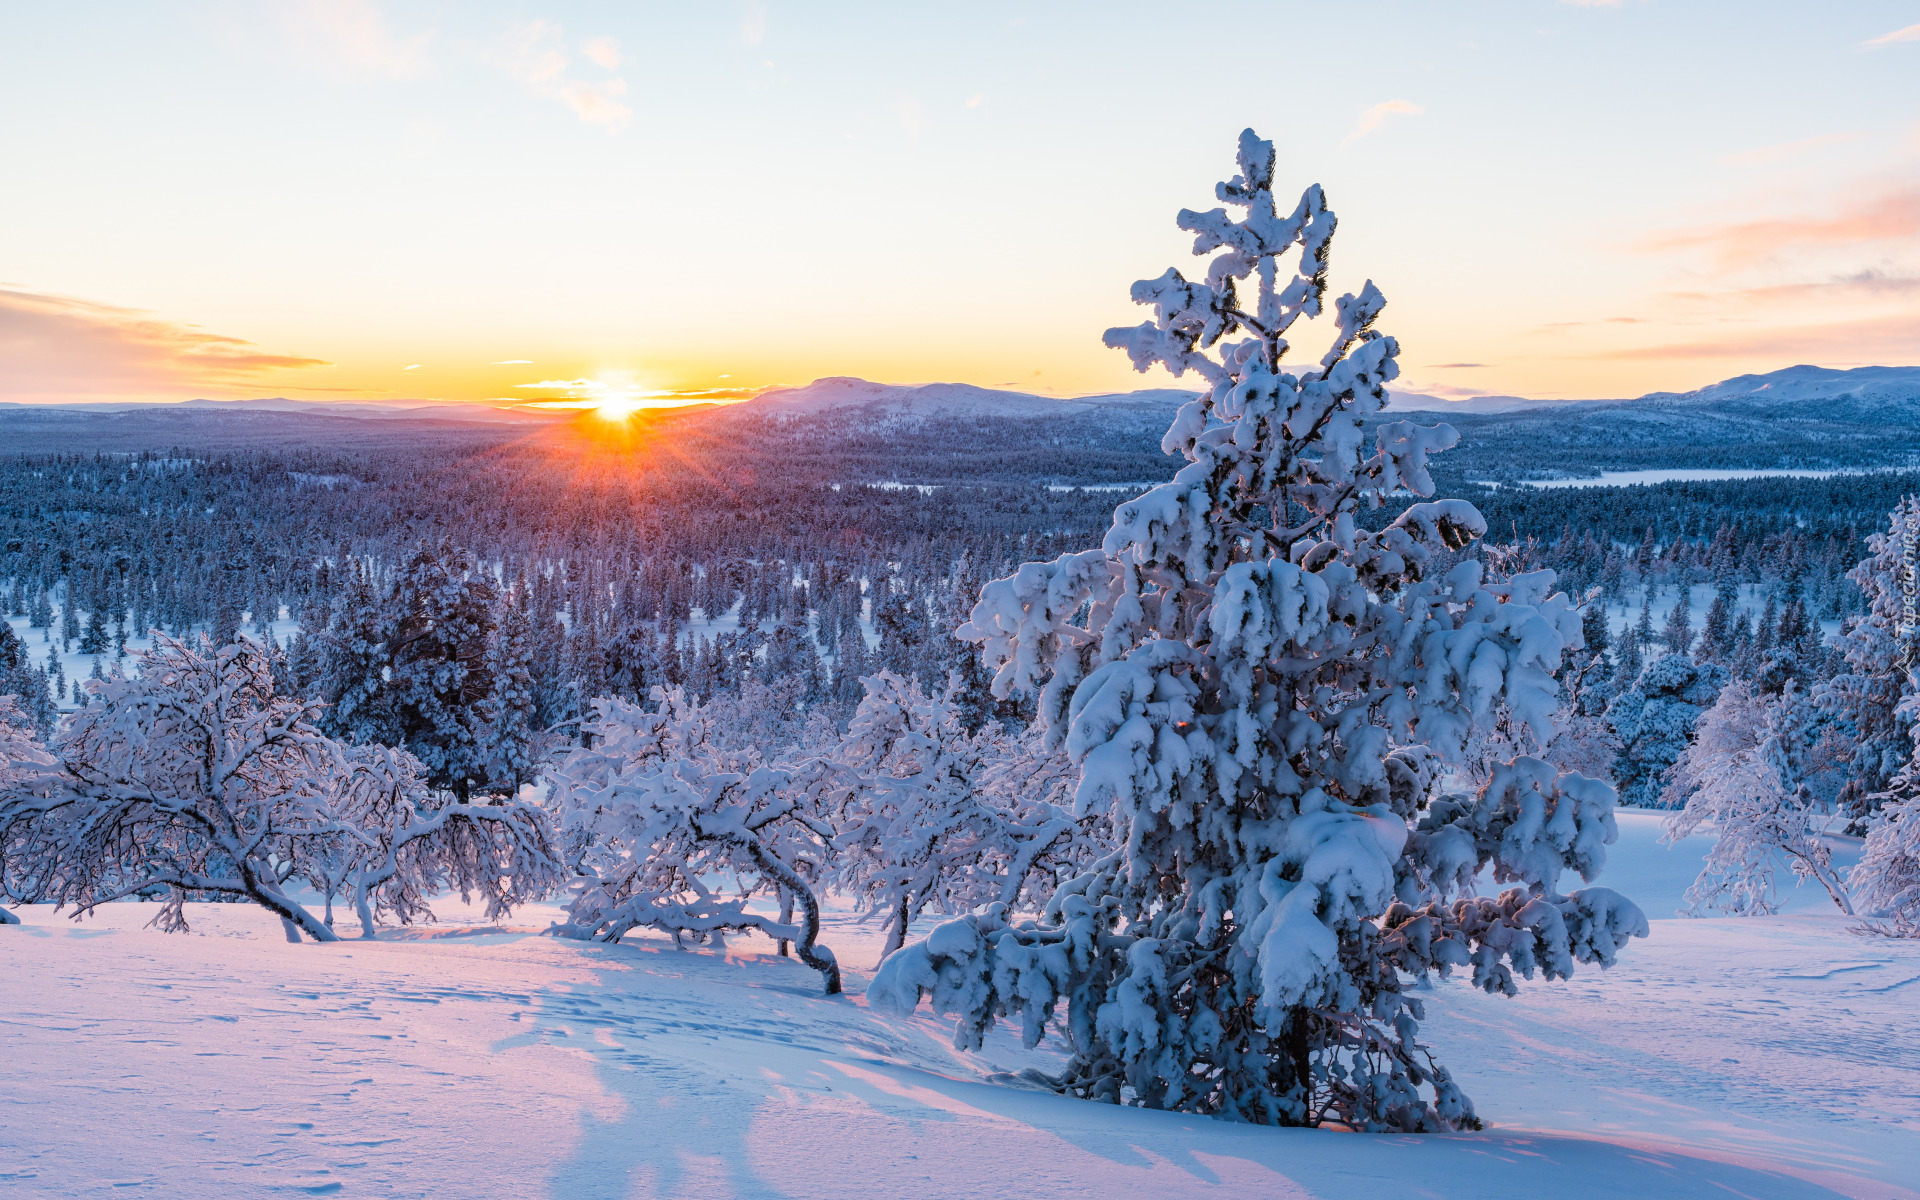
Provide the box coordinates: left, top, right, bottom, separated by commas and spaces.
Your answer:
492, 20, 631, 130
0, 288, 327, 403
897, 97, 926, 137
580, 35, 622, 70
741, 2, 768, 45
1344, 100, 1423, 145
280, 0, 430, 79
1590, 313, 1920, 361
1676, 268, 1920, 306
1637, 184, 1920, 268
1863, 22, 1920, 48
1431, 362, 1489, 369
1718, 130, 1861, 168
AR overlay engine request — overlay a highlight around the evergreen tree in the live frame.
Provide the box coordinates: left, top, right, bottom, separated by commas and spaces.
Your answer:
1699, 585, 1735, 661
1662, 588, 1694, 657
872, 130, 1644, 1131
483, 601, 538, 795
1606, 654, 1726, 808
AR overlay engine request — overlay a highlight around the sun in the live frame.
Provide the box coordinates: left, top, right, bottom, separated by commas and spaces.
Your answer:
591, 393, 649, 422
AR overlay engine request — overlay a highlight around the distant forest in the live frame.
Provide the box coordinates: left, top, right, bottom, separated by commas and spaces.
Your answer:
0, 403, 1911, 747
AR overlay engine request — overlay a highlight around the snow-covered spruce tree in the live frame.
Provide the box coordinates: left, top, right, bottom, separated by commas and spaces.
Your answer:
870, 131, 1646, 1131
1605, 653, 1725, 809
1818, 497, 1920, 833
824, 671, 1085, 962
315, 543, 501, 800
546, 687, 844, 993
1854, 742, 1920, 936
0, 637, 561, 942
1661, 680, 1853, 916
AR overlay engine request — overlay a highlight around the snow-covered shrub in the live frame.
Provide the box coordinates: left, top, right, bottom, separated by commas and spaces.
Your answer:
0, 637, 561, 942
870, 131, 1645, 1132
545, 687, 844, 993
307, 742, 564, 938
1661, 681, 1853, 916
0, 696, 53, 922
1606, 653, 1725, 808
824, 671, 1090, 961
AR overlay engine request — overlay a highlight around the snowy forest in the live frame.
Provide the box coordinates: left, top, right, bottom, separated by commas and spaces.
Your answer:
6, 129, 1920, 1178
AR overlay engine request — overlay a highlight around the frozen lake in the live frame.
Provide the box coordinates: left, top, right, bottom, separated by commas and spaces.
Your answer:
1504, 467, 1909, 489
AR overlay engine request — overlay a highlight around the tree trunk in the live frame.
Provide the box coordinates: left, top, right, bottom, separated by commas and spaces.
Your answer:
777, 887, 793, 957
354, 882, 381, 940
740, 838, 841, 994
878, 895, 909, 967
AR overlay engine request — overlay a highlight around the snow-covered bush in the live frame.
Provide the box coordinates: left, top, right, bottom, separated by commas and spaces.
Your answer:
545, 687, 844, 993
0, 636, 561, 942
1661, 681, 1853, 915
308, 742, 564, 938
0, 696, 53, 923
824, 671, 1090, 961
1606, 653, 1725, 808
869, 131, 1645, 1132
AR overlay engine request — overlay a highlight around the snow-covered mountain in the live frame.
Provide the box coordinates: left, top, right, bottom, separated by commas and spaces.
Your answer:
1386, 391, 1586, 415
746, 376, 1611, 419
742, 376, 1195, 418
1635, 364, 1920, 418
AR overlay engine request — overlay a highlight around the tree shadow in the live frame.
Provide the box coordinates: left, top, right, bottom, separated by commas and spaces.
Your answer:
496, 936, 1890, 1200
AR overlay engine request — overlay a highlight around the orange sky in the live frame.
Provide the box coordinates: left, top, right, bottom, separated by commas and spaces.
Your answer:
3, 3, 1918, 409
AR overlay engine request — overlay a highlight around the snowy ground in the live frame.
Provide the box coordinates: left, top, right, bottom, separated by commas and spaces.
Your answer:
3, 815, 1916, 1200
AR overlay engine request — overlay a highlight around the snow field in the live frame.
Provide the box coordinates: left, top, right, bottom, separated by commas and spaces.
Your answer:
2, 814, 1915, 1199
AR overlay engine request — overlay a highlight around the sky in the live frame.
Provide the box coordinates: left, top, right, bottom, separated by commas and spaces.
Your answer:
2, 1, 1918, 409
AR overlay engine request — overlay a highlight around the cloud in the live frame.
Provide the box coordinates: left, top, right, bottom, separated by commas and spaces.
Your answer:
1678, 268, 1920, 306
1718, 130, 1861, 168
581, 35, 622, 70
1638, 184, 1920, 268
0, 287, 327, 403
897, 97, 926, 136
1344, 100, 1423, 145
492, 21, 631, 130
741, 1, 768, 45
1589, 313, 1920, 361
280, 0, 430, 78
402, 363, 421, 370
1863, 22, 1920, 48
1431, 362, 1489, 369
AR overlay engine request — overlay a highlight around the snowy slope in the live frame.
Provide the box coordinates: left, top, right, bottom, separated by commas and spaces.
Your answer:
3, 817, 1914, 1199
